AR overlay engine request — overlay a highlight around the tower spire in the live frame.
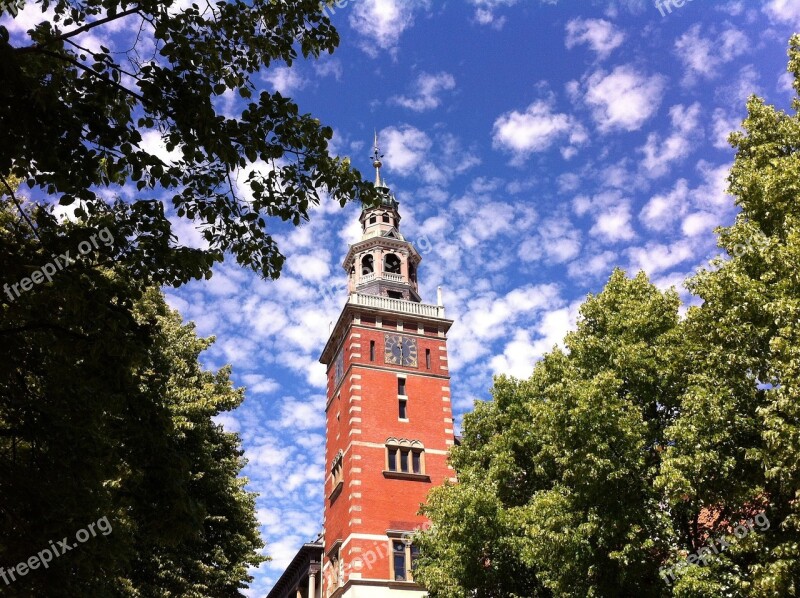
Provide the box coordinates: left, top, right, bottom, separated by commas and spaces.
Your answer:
372, 129, 384, 188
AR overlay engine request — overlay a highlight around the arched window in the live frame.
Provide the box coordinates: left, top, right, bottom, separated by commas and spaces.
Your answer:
361, 254, 374, 275
385, 438, 425, 475
409, 263, 417, 283
384, 253, 401, 274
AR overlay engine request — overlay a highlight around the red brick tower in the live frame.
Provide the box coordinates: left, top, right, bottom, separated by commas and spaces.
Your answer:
318, 136, 455, 598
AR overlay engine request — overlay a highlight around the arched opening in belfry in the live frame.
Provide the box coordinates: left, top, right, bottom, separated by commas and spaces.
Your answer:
385, 253, 401, 274
409, 263, 417, 283
361, 254, 374, 275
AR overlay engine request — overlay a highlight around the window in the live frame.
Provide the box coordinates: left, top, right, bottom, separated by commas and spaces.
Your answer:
399, 398, 407, 419
361, 254, 374, 275
393, 541, 407, 581
382, 214, 390, 223
425, 349, 431, 370
390, 537, 420, 582
330, 450, 344, 498
387, 290, 403, 299
369, 216, 377, 224
385, 439, 424, 475
370, 340, 375, 361
384, 253, 401, 274
329, 544, 343, 588
398, 377, 406, 396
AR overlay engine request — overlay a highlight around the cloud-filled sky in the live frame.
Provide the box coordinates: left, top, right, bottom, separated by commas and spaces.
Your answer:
7, 0, 800, 595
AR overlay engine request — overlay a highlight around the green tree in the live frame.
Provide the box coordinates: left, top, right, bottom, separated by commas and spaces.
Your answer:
416, 271, 684, 598
0, 0, 376, 285
0, 200, 263, 596
655, 35, 800, 596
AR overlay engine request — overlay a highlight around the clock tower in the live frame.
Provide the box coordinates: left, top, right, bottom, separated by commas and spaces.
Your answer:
318, 137, 456, 598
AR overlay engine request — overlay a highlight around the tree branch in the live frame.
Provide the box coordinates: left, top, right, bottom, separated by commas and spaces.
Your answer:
15, 6, 142, 53
29, 48, 146, 104
0, 174, 44, 245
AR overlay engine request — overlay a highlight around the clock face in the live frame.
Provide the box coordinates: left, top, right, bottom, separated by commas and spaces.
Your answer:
384, 334, 418, 367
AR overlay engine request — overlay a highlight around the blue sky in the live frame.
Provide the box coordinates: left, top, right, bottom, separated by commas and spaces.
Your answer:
6, 0, 800, 595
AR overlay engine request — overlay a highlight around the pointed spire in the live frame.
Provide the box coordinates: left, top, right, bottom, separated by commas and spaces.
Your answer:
372, 129, 384, 188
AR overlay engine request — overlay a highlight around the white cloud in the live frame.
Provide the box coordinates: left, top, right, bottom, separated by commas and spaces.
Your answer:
590, 203, 635, 242
492, 99, 586, 163
717, 64, 761, 106
639, 103, 702, 177
518, 216, 581, 264
778, 71, 795, 94
380, 125, 432, 176
682, 211, 718, 237
285, 253, 332, 283
349, 0, 428, 57
626, 241, 695, 276
565, 18, 625, 60
261, 66, 306, 95
567, 250, 618, 280
763, 0, 800, 27
674, 24, 748, 85
640, 179, 690, 232
313, 58, 343, 80
448, 284, 564, 369
378, 127, 478, 185
467, 0, 520, 27
711, 108, 742, 150
573, 191, 635, 243
277, 397, 325, 431
241, 374, 280, 396
583, 66, 666, 132
390, 71, 456, 112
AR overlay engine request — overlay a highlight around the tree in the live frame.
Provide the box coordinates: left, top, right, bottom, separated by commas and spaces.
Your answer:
0, 0, 377, 286
0, 199, 264, 596
415, 36, 800, 598
655, 34, 800, 596
416, 271, 684, 598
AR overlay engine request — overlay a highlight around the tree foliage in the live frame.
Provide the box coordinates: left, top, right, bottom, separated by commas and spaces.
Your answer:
0, 199, 264, 596
415, 35, 800, 598
0, 0, 377, 285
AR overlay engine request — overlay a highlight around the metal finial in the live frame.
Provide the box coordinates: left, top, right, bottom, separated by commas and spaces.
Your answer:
372, 129, 384, 187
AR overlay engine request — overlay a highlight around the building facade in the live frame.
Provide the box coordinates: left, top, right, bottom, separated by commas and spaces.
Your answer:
268, 138, 456, 598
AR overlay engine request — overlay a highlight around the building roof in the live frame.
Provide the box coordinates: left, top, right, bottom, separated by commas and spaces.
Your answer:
265, 541, 323, 598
